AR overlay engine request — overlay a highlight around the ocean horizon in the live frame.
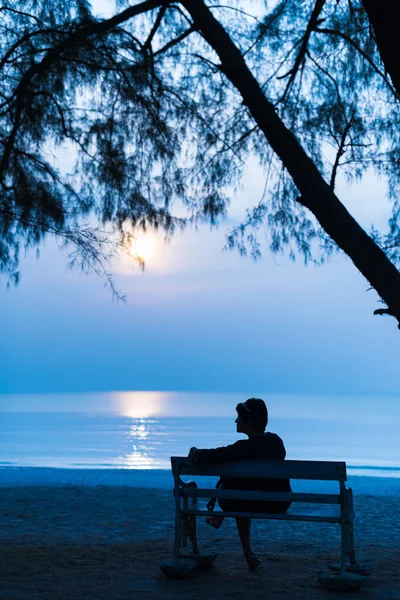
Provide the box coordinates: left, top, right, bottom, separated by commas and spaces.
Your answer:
1, 391, 400, 479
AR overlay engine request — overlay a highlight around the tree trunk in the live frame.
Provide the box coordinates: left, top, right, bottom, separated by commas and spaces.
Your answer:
362, 0, 400, 99
181, 0, 400, 327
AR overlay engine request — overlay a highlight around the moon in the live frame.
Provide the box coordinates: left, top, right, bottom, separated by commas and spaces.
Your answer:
131, 235, 154, 263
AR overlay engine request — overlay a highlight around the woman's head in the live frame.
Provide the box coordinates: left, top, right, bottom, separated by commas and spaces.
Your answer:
235, 398, 268, 435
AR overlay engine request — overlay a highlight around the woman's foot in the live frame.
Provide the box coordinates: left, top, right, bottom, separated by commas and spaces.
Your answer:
245, 552, 261, 571
205, 515, 224, 529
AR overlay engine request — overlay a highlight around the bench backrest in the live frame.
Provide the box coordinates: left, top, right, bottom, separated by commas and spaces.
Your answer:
171, 457, 347, 482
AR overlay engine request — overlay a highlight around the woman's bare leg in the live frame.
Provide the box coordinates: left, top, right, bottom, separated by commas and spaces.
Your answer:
236, 517, 252, 556
235, 517, 261, 570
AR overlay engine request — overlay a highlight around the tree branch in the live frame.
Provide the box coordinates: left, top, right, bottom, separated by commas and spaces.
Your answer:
315, 27, 399, 99
279, 0, 326, 104
374, 306, 400, 328
181, 0, 400, 326
329, 111, 355, 190
0, 6, 45, 26
0, 28, 59, 72
0, 205, 126, 300
144, 3, 168, 50
153, 24, 196, 57
0, 0, 166, 178
361, 0, 400, 99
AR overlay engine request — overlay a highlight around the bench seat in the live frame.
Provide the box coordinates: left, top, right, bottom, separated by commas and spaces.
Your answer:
181, 503, 341, 523
182, 501, 344, 523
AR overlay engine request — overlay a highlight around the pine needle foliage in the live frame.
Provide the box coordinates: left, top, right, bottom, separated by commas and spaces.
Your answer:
1, 0, 399, 292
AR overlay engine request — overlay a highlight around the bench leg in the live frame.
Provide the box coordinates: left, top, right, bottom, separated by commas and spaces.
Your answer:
173, 508, 182, 560
182, 514, 189, 548
340, 521, 350, 575
340, 521, 361, 571
188, 515, 199, 554
322, 520, 370, 590
349, 521, 357, 566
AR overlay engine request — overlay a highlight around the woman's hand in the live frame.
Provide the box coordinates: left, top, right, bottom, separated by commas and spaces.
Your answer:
188, 446, 197, 459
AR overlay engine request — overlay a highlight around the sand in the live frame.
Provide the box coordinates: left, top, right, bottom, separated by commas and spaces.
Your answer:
0, 485, 399, 599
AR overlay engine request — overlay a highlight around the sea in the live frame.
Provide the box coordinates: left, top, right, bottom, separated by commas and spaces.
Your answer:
1, 391, 399, 494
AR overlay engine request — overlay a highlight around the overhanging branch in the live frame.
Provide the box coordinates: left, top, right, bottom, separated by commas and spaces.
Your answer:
181, 0, 400, 327
0, 0, 167, 178
314, 27, 399, 99
279, 0, 326, 104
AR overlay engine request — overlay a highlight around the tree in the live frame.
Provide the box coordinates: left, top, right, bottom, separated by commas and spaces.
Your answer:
1, 0, 400, 326
361, 0, 400, 99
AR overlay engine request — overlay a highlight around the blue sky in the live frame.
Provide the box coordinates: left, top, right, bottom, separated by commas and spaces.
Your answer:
1, 162, 399, 396
1, 0, 398, 399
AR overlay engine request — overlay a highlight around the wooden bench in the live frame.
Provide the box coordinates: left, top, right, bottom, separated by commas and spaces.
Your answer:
160, 456, 369, 587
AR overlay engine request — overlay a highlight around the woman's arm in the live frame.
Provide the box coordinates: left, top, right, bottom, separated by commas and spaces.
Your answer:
192, 439, 247, 465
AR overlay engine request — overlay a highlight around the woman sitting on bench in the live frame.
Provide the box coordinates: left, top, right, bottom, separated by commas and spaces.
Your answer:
188, 398, 291, 571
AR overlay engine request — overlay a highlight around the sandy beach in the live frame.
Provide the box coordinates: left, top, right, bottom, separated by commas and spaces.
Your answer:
1, 484, 399, 600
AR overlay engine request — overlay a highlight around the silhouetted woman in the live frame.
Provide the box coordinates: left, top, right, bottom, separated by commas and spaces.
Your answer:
189, 398, 291, 571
